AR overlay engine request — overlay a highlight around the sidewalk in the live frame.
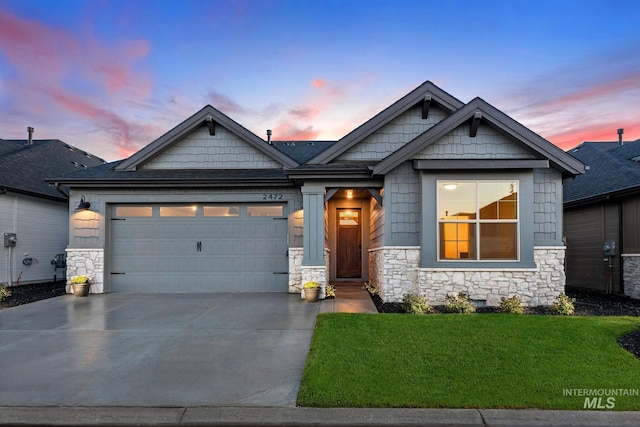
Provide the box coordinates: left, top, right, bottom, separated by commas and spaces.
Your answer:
1, 406, 639, 426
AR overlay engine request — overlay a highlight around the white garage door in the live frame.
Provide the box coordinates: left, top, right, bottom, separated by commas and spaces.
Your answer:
109, 204, 289, 292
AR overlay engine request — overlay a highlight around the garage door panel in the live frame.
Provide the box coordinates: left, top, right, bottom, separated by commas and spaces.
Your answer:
110, 204, 288, 292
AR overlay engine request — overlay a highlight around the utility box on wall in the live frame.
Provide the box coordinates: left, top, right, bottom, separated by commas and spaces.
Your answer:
603, 241, 616, 257
4, 232, 17, 247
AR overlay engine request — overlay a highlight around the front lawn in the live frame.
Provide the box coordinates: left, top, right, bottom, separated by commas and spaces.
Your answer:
297, 313, 640, 409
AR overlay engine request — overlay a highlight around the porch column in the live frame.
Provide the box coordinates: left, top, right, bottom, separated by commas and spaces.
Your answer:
302, 185, 326, 266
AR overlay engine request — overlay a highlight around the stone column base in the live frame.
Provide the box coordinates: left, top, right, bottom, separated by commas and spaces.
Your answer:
623, 254, 640, 299
65, 248, 104, 294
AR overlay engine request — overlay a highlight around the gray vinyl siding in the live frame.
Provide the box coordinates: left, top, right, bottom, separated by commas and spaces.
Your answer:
564, 203, 621, 292
369, 188, 385, 249
623, 195, 640, 253
413, 123, 538, 160
0, 194, 68, 285
386, 162, 420, 246
140, 125, 282, 169
533, 168, 564, 245
335, 105, 447, 162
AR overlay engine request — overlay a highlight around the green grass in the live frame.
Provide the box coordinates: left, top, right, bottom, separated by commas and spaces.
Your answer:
297, 313, 640, 409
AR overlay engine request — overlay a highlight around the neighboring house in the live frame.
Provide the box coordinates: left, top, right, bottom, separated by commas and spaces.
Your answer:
563, 138, 640, 299
0, 134, 105, 286
51, 81, 584, 306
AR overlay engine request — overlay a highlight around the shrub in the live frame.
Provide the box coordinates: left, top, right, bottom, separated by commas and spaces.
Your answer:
550, 293, 575, 315
445, 293, 476, 313
362, 281, 379, 296
303, 281, 320, 289
325, 284, 336, 298
402, 293, 432, 314
499, 295, 524, 314
0, 285, 10, 302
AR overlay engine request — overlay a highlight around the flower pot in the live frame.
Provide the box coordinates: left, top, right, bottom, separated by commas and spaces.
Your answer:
72, 283, 90, 297
304, 287, 320, 303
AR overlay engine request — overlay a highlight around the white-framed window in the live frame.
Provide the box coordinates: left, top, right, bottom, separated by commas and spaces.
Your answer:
437, 180, 518, 261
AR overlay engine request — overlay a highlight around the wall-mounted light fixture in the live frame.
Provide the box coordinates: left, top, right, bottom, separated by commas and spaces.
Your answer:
346, 189, 354, 199
76, 196, 91, 211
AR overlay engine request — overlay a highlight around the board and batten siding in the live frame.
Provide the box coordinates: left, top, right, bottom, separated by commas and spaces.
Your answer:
564, 203, 621, 292
623, 195, 640, 253
140, 125, 282, 169
1, 194, 68, 285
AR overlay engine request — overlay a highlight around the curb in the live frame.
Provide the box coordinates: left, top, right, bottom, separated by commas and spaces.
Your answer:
1, 407, 639, 427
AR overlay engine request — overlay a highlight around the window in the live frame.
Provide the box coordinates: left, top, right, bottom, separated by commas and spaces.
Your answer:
438, 181, 518, 260
246, 205, 284, 217
159, 205, 197, 217
114, 206, 153, 217
203, 205, 239, 217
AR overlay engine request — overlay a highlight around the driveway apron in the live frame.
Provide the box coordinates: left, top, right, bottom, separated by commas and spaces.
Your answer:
0, 293, 320, 407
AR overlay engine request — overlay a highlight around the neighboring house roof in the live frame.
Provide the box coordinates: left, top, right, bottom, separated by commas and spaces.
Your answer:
564, 140, 640, 206
0, 139, 105, 201
115, 105, 299, 170
272, 140, 335, 164
308, 81, 465, 164
372, 97, 585, 177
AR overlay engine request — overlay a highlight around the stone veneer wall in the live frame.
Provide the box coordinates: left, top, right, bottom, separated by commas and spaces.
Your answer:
623, 255, 640, 299
65, 248, 104, 294
288, 248, 330, 298
370, 246, 566, 306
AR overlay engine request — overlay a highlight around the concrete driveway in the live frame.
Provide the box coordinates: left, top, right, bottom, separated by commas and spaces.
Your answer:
0, 293, 320, 407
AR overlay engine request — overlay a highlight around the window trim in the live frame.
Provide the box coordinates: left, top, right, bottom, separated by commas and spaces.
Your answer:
436, 179, 520, 262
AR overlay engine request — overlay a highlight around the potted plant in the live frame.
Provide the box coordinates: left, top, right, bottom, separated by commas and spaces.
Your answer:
70, 275, 91, 297
303, 281, 320, 303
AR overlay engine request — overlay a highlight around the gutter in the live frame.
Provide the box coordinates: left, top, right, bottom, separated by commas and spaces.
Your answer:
54, 183, 70, 198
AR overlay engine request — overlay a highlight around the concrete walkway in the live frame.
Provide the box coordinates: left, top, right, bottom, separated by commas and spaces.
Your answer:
320, 282, 378, 314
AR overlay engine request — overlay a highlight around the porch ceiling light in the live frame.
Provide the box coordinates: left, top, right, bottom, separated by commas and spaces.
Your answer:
76, 196, 91, 211
346, 189, 353, 198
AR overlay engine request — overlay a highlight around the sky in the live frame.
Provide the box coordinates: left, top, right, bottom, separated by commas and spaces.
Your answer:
1, 0, 639, 162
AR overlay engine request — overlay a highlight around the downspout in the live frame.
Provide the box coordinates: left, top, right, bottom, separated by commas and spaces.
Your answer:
54, 183, 70, 198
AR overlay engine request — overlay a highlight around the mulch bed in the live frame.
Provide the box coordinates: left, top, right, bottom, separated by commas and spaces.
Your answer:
368, 287, 640, 360
0, 281, 66, 308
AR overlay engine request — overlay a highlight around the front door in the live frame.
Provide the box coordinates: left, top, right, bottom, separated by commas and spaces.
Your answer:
336, 209, 361, 278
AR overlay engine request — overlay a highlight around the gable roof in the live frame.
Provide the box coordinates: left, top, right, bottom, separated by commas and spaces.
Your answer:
564, 140, 640, 206
116, 105, 298, 170
372, 97, 585, 177
0, 139, 106, 201
307, 81, 465, 165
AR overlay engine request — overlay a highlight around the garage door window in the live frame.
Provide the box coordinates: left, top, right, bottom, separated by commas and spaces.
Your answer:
203, 205, 240, 217
247, 205, 284, 217
115, 206, 153, 217
160, 206, 197, 217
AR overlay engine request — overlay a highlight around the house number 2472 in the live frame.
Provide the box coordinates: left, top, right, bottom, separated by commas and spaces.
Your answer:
262, 194, 283, 200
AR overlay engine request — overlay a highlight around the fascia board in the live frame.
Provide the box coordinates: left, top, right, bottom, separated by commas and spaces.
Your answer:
308, 81, 464, 165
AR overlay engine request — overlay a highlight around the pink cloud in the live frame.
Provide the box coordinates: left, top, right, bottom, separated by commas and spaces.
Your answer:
311, 79, 325, 88
289, 107, 319, 119
208, 91, 248, 115
546, 122, 640, 150
272, 122, 320, 140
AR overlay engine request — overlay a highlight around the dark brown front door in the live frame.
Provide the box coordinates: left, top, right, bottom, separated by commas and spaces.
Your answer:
337, 209, 361, 278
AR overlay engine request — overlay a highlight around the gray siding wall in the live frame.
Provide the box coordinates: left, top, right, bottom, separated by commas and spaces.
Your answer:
414, 123, 538, 160
386, 162, 420, 246
564, 203, 621, 292
141, 125, 282, 169
0, 194, 68, 285
336, 105, 447, 162
369, 188, 385, 249
623, 195, 640, 253
533, 168, 563, 245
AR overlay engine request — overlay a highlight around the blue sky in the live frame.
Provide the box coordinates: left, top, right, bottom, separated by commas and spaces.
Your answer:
1, 0, 639, 161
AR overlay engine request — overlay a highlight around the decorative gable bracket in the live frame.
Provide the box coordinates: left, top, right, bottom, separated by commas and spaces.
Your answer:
205, 114, 216, 136
470, 111, 482, 137
421, 95, 432, 119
